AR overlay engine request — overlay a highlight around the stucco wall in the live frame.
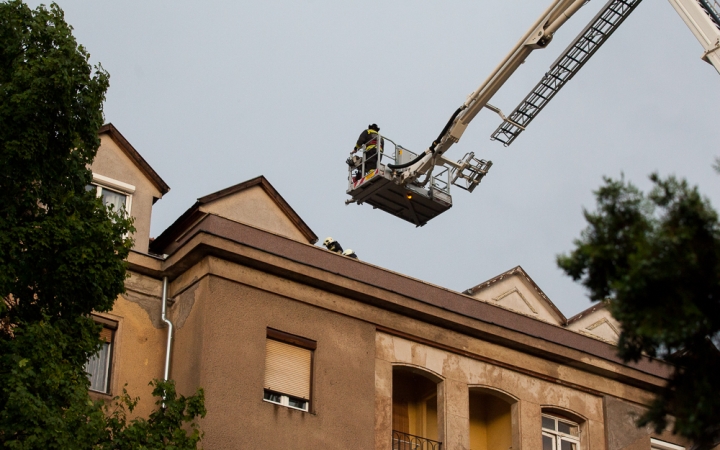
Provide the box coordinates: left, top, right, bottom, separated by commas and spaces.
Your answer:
89, 271, 167, 419
376, 332, 607, 450
603, 396, 690, 450
169, 272, 377, 449
91, 134, 162, 253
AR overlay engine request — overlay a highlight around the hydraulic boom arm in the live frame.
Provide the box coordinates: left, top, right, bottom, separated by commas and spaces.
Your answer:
396, 0, 720, 184
394, 0, 589, 183
349, 0, 720, 226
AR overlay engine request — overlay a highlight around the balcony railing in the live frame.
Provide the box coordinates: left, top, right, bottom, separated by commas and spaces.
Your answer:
392, 430, 442, 450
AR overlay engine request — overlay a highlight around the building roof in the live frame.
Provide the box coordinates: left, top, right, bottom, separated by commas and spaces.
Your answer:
99, 123, 170, 196
149, 176, 318, 254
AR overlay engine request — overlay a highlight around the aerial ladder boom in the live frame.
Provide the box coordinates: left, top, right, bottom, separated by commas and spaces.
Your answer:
346, 0, 719, 226
344, 0, 592, 226
397, 0, 589, 183
668, 0, 720, 73
397, 0, 720, 180
492, 0, 718, 145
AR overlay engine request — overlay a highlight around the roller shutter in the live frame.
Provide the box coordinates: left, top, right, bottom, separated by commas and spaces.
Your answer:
264, 339, 312, 400
99, 327, 113, 343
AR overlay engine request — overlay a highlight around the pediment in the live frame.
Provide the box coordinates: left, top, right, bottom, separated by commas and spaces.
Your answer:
491, 287, 539, 316
465, 267, 565, 326
567, 304, 620, 344
197, 176, 317, 244
150, 176, 318, 255
198, 186, 301, 241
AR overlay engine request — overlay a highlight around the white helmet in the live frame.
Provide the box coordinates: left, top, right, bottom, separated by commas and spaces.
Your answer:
323, 237, 334, 247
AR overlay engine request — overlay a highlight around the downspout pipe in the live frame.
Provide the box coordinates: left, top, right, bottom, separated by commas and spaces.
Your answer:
160, 276, 173, 381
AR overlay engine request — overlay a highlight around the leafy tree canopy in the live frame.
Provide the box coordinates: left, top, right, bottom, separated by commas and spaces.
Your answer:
0, 2, 204, 448
558, 173, 720, 447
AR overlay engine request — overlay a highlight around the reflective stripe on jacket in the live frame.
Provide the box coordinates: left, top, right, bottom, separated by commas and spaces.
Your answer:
355, 129, 384, 152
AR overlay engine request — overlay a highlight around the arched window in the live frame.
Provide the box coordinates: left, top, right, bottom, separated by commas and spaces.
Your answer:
392, 366, 442, 449
469, 387, 518, 450
541, 413, 581, 450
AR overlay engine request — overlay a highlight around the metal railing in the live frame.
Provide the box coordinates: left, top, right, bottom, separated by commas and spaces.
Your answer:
392, 430, 442, 450
431, 166, 450, 194
346, 134, 451, 195
346, 142, 385, 190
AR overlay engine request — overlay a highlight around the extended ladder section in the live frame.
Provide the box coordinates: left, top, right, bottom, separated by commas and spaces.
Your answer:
491, 0, 644, 146
700, 0, 720, 22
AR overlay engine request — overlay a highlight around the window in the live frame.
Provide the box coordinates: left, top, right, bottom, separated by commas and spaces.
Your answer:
85, 325, 114, 394
86, 173, 134, 215
468, 388, 515, 450
263, 328, 315, 412
542, 415, 580, 450
392, 367, 442, 449
651, 439, 685, 450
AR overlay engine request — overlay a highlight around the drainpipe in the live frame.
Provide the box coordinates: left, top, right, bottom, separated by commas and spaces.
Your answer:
160, 276, 173, 381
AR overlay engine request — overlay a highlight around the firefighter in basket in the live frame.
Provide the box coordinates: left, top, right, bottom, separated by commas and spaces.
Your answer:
349, 123, 384, 182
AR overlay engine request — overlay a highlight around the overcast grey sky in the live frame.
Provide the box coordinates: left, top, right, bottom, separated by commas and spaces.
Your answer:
35, 0, 720, 317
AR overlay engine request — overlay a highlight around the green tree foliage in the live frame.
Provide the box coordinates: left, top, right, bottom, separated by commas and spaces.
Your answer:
103, 380, 206, 450
0, 2, 204, 448
558, 174, 720, 447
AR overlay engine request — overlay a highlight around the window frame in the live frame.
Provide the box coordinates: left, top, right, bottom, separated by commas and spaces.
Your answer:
86, 318, 117, 395
651, 438, 685, 450
263, 328, 316, 413
88, 173, 135, 216
263, 389, 310, 412
542, 414, 581, 450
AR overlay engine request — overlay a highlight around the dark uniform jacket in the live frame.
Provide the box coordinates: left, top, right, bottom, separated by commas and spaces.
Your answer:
326, 240, 343, 254
355, 129, 384, 152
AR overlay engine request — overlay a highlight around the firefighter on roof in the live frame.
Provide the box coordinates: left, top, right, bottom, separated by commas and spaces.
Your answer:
323, 237, 344, 254
342, 249, 358, 259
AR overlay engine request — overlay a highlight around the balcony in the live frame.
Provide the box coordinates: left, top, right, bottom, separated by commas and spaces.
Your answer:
392, 367, 441, 449
392, 430, 442, 450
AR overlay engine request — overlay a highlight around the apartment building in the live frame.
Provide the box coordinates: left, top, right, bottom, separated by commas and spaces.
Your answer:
86, 124, 691, 450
